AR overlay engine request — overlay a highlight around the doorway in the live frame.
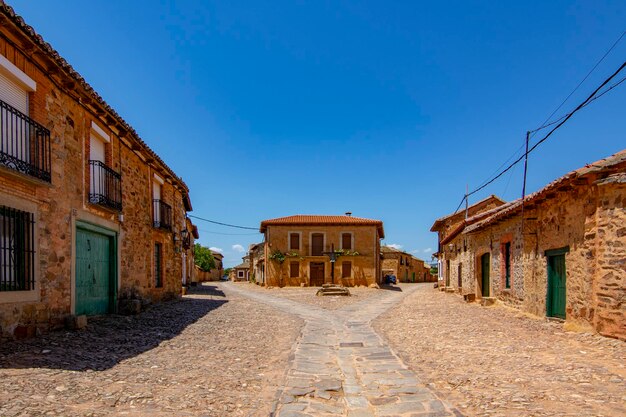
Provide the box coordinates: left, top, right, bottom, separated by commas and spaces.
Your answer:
458, 263, 462, 288
310, 262, 325, 286
480, 253, 490, 297
547, 253, 567, 319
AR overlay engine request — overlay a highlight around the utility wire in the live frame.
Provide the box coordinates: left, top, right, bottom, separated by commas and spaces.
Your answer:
198, 228, 260, 236
532, 30, 626, 135
188, 214, 259, 231
465, 59, 626, 199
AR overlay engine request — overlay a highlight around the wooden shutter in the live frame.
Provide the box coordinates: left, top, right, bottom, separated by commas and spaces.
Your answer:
342, 233, 352, 250
311, 233, 324, 256
290, 261, 299, 278
290, 233, 300, 250
342, 261, 351, 278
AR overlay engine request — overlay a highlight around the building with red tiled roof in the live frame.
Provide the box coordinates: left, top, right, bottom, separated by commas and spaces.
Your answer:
431, 149, 626, 341
260, 213, 384, 287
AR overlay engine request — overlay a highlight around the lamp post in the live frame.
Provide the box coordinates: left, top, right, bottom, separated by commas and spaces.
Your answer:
323, 243, 341, 285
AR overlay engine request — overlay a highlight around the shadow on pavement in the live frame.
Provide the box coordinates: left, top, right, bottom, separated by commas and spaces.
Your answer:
0, 296, 227, 372
186, 283, 226, 297
379, 285, 403, 292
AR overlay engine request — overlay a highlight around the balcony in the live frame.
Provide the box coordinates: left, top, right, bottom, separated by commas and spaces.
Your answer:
89, 160, 122, 211
153, 199, 172, 231
0, 100, 51, 182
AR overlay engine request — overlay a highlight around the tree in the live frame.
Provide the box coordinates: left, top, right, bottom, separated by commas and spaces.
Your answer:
194, 243, 216, 272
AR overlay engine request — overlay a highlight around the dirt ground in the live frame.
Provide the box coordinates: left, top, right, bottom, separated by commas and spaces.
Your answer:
373, 283, 626, 417
233, 281, 384, 310
0, 283, 302, 417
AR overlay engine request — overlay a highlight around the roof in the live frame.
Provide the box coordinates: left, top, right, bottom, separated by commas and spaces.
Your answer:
0, 3, 188, 192
381, 246, 424, 262
233, 261, 250, 269
212, 252, 224, 259
260, 215, 385, 238
430, 195, 506, 232
465, 149, 626, 234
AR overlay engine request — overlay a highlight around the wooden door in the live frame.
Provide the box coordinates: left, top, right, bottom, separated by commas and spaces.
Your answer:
458, 263, 462, 288
310, 262, 325, 286
481, 253, 490, 297
76, 228, 113, 315
311, 233, 324, 256
547, 254, 566, 319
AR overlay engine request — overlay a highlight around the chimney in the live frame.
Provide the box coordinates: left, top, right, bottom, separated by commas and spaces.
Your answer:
345, 212, 352, 217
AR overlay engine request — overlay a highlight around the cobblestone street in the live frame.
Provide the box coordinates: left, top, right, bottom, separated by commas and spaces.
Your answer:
374, 284, 626, 417
0, 284, 301, 417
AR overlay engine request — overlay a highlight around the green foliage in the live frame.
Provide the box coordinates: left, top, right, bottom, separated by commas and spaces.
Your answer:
336, 249, 360, 256
194, 243, 216, 272
224, 268, 232, 276
269, 249, 286, 264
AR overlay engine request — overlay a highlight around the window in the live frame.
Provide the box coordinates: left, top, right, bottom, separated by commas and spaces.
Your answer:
238, 270, 244, 278
341, 233, 352, 250
405, 257, 410, 266
504, 242, 511, 289
400, 257, 404, 265
342, 261, 351, 278
0, 205, 35, 291
289, 232, 300, 250
311, 233, 324, 256
154, 243, 162, 288
290, 261, 299, 278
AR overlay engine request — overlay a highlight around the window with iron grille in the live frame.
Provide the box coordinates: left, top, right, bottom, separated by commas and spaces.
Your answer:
154, 243, 163, 288
342, 261, 351, 278
289, 261, 299, 278
0, 205, 35, 291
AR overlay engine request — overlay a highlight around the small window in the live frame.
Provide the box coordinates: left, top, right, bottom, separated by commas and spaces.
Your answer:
154, 243, 163, 288
238, 270, 244, 278
504, 242, 511, 289
341, 233, 352, 250
0, 205, 35, 292
289, 233, 300, 250
290, 261, 299, 278
342, 261, 351, 278
400, 257, 404, 265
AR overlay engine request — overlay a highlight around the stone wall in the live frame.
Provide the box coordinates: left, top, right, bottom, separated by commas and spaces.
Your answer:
0, 24, 187, 338
264, 225, 380, 287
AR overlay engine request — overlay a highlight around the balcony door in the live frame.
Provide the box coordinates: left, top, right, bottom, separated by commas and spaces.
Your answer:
89, 133, 106, 200
153, 179, 162, 225
0, 70, 29, 163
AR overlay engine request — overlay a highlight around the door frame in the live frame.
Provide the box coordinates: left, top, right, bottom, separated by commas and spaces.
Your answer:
545, 246, 569, 319
72, 219, 118, 315
309, 262, 325, 287
478, 252, 490, 298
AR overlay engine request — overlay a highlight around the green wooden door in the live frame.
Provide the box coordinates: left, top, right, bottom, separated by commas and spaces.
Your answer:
547, 254, 566, 319
412, 272, 415, 283
76, 228, 113, 315
481, 253, 490, 297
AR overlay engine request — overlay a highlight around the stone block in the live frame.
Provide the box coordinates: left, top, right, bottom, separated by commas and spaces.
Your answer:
65, 315, 87, 330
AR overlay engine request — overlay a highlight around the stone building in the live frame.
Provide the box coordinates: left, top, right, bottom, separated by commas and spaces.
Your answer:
380, 246, 431, 283
0, 4, 193, 338
208, 252, 224, 281
430, 195, 506, 287
181, 218, 199, 286
248, 242, 265, 285
259, 214, 385, 287
432, 150, 626, 340
231, 258, 250, 282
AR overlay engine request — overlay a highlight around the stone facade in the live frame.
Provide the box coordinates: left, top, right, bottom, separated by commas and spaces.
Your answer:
380, 246, 430, 283
432, 151, 626, 340
0, 5, 193, 338
260, 215, 384, 287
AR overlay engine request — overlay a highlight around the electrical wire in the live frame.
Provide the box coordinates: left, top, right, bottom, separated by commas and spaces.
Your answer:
188, 214, 258, 230
198, 229, 260, 236
532, 30, 626, 135
465, 59, 626, 199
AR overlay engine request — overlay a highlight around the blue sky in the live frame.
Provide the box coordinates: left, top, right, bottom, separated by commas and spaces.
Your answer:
10, 1, 625, 267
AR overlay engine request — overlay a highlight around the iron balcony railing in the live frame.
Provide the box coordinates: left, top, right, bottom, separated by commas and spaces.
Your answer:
0, 99, 51, 182
89, 160, 122, 211
153, 199, 172, 231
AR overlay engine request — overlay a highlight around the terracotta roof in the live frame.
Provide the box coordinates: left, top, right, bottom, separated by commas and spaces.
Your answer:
430, 195, 506, 232
465, 149, 626, 234
0, 2, 188, 191
380, 246, 425, 262
233, 261, 250, 269
260, 215, 385, 238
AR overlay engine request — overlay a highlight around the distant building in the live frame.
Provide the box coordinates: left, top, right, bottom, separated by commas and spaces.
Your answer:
231, 258, 250, 282
259, 214, 384, 287
431, 150, 626, 340
380, 246, 431, 283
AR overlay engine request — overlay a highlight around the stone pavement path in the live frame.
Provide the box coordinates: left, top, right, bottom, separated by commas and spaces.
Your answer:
226, 283, 460, 417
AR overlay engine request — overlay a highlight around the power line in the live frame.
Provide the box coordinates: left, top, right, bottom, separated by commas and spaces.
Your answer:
198, 229, 260, 236
188, 214, 259, 230
532, 30, 626, 135
465, 59, 626, 200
